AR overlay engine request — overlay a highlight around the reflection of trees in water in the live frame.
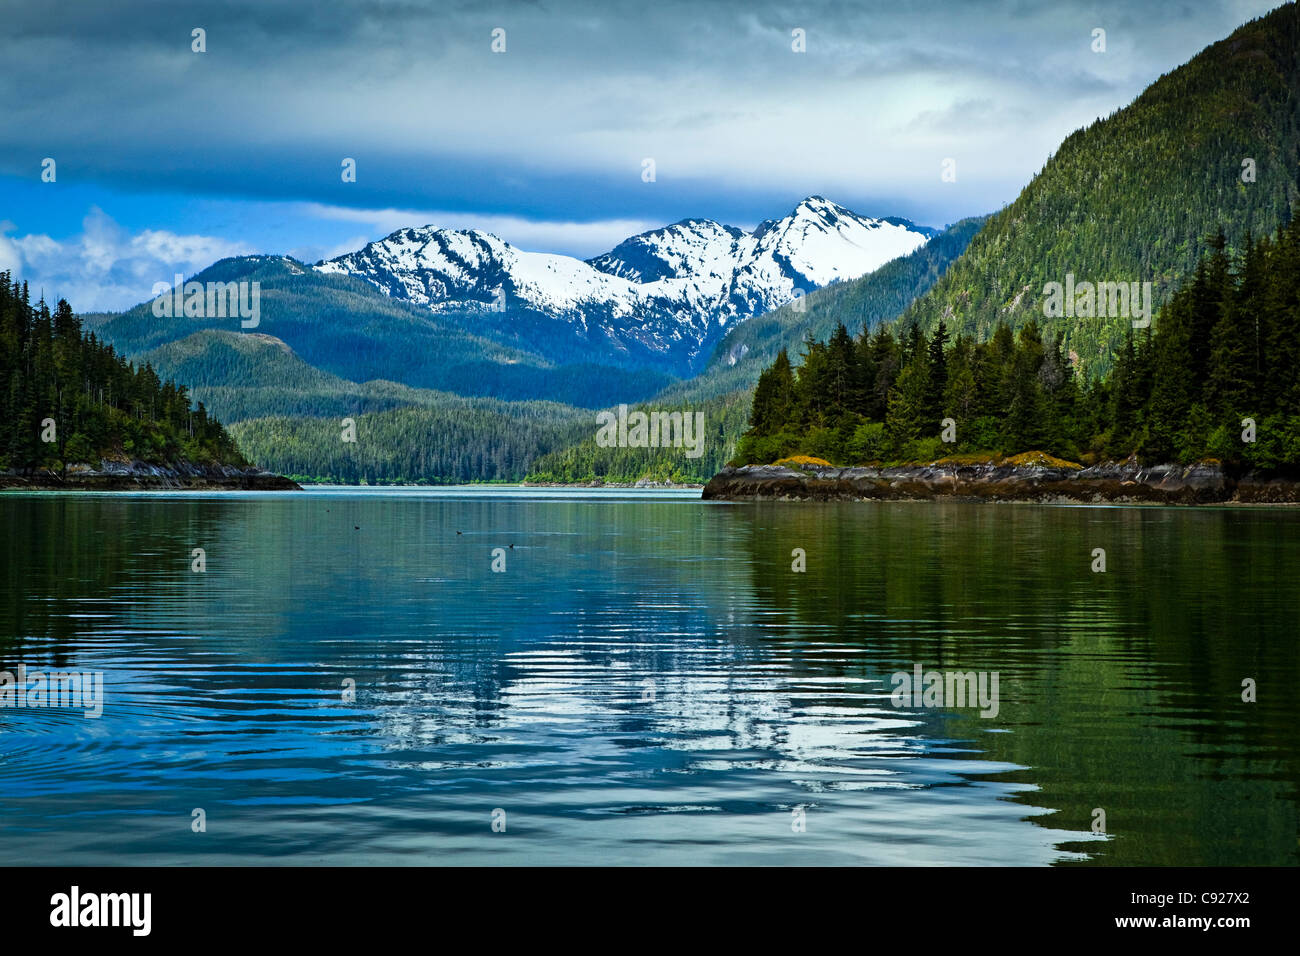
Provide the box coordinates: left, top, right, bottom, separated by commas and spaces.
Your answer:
737, 501, 1300, 864
0, 496, 229, 668
5, 494, 1295, 863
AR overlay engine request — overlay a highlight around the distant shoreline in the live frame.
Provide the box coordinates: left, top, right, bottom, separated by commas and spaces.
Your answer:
0, 471, 708, 492
519, 480, 704, 490
703, 462, 1300, 505
286, 478, 706, 490
1, 462, 300, 491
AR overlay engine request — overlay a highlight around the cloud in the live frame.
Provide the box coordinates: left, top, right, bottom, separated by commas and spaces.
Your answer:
903, 98, 1030, 135
0, 208, 252, 312
0, 201, 662, 311
0, 0, 1284, 231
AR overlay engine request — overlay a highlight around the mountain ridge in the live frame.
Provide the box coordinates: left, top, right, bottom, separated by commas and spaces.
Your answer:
315, 196, 936, 374
895, 2, 1300, 375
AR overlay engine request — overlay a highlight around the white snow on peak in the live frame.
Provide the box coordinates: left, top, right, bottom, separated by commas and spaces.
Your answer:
755, 196, 932, 288
314, 197, 933, 360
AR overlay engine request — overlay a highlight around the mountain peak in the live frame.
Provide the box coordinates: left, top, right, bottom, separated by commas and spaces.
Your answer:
792, 195, 841, 215
315, 198, 935, 373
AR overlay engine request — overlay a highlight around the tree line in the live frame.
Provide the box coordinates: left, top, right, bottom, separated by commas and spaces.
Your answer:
0, 273, 245, 473
739, 217, 1300, 470
231, 402, 590, 484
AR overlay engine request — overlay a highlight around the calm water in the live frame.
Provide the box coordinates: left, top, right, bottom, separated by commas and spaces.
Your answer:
1, 487, 1296, 865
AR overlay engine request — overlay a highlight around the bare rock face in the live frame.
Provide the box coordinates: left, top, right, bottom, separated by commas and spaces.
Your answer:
702, 462, 1299, 505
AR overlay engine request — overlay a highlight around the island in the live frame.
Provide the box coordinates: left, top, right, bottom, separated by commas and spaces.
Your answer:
703, 457, 1300, 505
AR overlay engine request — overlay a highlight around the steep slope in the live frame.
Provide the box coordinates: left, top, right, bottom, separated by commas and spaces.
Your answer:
525, 217, 983, 482
683, 216, 987, 402
317, 197, 934, 375
0, 278, 246, 473
81, 197, 941, 484
88, 255, 676, 411
900, 3, 1300, 375
586, 219, 746, 281
726, 213, 1300, 470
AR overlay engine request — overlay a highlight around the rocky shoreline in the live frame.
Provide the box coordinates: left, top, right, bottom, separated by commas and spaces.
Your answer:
521, 478, 704, 489
0, 460, 301, 491
702, 461, 1300, 505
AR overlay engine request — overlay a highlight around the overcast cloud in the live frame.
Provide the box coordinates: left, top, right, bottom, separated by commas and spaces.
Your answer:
0, 0, 1285, 309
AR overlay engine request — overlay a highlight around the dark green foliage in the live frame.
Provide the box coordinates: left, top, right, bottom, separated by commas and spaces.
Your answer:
522, 219, 983, 483
654, 217, 986, 406
0, 274, 245, 472
523, 390, 751, 484
230, 399, 588, 485
736, 214, 1300, 469
898, 4, 1300, 378
748, 348, 796, 435
1143, 216, 1300, 467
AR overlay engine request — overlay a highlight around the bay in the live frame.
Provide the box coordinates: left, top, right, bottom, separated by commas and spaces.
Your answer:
1, 487, 1295, 865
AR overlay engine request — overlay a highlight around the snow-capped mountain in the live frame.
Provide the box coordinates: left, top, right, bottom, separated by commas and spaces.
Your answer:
315, 197, 934, 372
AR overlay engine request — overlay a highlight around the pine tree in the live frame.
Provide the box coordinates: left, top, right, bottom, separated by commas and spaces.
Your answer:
925, 320, 949, 422
884, 344, 930, 454
1002, 324, 1049, 452
826, 322, 857, 423
749, 348, 795, 435
943, 346, 979, 429
867, 325, 901, 420
736, 210, 1300, 470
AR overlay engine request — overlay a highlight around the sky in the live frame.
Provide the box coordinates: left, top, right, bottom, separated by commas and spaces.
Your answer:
0, 0, 1286, 311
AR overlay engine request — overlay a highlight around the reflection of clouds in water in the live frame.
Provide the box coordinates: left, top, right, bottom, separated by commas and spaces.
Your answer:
8, 490, 1286, 865
368, 638, 1004, 791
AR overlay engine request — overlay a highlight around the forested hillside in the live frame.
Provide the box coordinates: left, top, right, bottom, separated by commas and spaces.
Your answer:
81, 255, 682, 483
523, 218, 984, 482
139, 330, 557, 422
685, 216, 986, 401
898, 3, 1300, 376
737, 215, 1300, 469
523, 391, 751, 484
85, 255, 677, 414
0, 273, 245, 472
230, 398, 588, 484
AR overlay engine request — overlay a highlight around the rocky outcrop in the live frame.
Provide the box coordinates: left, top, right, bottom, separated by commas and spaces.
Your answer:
0, 460, 300, 491
521, 477, 704, 489
701, 462, 1300, 505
